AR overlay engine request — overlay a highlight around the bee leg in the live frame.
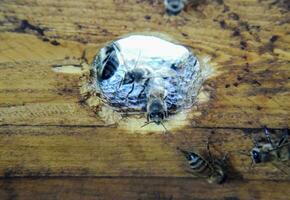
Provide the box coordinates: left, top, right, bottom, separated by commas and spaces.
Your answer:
206, 139, 214, 164
118, 77, 124, 89
277, 129, 289, 147
138, 78, 149, 98
112, 77, 124, 97
138, 85, 146, 98
271, 162, 289, 175
126, 83, 135, 99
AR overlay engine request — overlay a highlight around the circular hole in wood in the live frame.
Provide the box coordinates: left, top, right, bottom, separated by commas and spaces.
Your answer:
88, 34, 205, 129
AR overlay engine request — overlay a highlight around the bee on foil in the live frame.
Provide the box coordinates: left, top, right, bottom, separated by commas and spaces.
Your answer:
178, 140, 228, 184
95, 42, 120, 81
145, 82, 168, 130
117, 50, 176, 100
141, 73, 176, 132
117, 51, 153, 98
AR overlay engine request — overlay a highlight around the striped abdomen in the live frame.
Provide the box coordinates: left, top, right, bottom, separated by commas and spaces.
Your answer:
97, 43, 119, 81
187, 152, 213, 176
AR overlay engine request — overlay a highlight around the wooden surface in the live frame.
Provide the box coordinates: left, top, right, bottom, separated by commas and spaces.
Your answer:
0, 0, 290, 199
1, 178, 290, 200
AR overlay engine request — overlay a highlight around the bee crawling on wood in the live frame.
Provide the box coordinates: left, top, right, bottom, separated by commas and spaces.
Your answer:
249, 127, 290, 164
178, 139, 228, 184
252, 127, 289, 163
240, 127, 290, 173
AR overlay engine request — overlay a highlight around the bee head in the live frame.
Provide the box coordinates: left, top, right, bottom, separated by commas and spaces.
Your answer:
251, 148, 262, 163
123, 72, 135, 84
123, 69, 144, 84
164, 0, 185, 15
147, 99, 166, 124
208, 171, 226, 184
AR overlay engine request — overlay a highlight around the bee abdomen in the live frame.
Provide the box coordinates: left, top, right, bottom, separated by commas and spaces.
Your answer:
101, 52, 119, 80
188, 154, 211, 175
97, 45, 119, 81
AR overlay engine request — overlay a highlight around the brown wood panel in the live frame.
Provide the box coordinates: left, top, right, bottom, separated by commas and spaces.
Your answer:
0, 0, 289, 128
0, 32, 289, 128
0, 0, 289, 199
0, 126, 289, 181
0, 177, 289, 200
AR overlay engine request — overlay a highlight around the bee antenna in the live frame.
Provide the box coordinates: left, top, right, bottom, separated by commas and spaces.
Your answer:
268, 142, 290, 152
133, 50, 141, 69
114, 43, 129, 69
115, 70, 127, 90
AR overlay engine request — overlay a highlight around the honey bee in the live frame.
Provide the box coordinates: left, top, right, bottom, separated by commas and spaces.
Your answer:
164, 0, 188, 15
239, 127, 290, 174
118, 54, 153, 98
117, 51, 176, 99
178, 140, 228, 184
139, 67, 178, 131
164, 0, 204, 15
145, 83, 168, 128
250, 127, 289, 164
95, 42, 120, 81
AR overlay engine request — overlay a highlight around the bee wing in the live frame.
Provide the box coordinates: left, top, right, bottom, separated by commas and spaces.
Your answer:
112, 42, 121, 52
147, 68, 177, 79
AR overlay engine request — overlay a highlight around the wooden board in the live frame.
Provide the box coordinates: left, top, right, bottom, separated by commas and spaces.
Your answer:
0, 126, 289, 180
0, 177, 289, 200
0, 0, 290, 199
0, 32, 289, 128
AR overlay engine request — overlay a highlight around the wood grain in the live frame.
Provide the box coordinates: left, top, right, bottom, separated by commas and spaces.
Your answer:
0, 126, 289, 181
0, 32, 289, 128
0, 177, 289, 200
0, 0, 289, 199
0, 0, 289, 128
